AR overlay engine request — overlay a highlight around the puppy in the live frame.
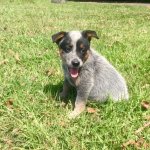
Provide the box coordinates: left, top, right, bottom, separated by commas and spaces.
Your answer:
52, 30, 129, 118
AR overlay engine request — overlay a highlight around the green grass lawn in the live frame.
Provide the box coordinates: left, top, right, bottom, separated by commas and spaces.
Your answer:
0, 0, 150, 149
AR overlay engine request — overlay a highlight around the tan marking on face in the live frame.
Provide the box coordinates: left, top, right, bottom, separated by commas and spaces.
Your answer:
79, 43, 84, 49
83, 50, 90, 62
59, 49, 65, 63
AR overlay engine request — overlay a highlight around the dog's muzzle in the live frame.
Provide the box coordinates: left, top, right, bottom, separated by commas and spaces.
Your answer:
68, 59, 81, 79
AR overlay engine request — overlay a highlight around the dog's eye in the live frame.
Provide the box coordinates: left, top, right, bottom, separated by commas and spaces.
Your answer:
65, 45, 72, 53
65, 48, 71, 53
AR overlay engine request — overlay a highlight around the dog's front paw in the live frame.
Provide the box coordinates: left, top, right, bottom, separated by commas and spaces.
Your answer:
68, 103, 86, 119
68, 109, 85, 119
60, 101, 67, 107
68, 111, 80, 119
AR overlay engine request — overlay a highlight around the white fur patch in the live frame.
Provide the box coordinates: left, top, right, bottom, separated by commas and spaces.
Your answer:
69, 31, 82, 44
68, 31, 82, 54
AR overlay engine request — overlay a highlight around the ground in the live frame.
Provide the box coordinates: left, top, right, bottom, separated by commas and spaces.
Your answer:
0, 0, 150, 149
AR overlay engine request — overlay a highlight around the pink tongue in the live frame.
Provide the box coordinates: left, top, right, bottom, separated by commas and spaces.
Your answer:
69, 68, 79, 78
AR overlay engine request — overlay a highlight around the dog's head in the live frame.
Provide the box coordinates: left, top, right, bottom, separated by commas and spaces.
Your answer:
52, 30, 99, 78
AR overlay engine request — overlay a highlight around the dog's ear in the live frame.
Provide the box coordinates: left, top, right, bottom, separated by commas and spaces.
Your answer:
52, 31, 66, 44
82, 30, 99, 41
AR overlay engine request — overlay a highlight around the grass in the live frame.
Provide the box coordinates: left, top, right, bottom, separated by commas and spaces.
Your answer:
0, 0, 150, 149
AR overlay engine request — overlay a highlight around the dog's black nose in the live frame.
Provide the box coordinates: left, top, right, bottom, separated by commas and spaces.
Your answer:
71, 59, 80, 67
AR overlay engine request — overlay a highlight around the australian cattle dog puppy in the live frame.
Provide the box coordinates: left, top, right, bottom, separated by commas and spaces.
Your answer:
52, 30, 129, 118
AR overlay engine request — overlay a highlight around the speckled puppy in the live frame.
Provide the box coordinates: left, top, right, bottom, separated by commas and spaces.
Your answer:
52, 30, 129, 119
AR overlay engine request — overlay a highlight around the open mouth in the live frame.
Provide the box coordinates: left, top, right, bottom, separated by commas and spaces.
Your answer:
68, 67, 79, 79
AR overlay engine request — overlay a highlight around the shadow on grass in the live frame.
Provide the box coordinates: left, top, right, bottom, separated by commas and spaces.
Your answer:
43, 81, 63, 101
43, 81, 76, 106
43, 81, 111, 109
